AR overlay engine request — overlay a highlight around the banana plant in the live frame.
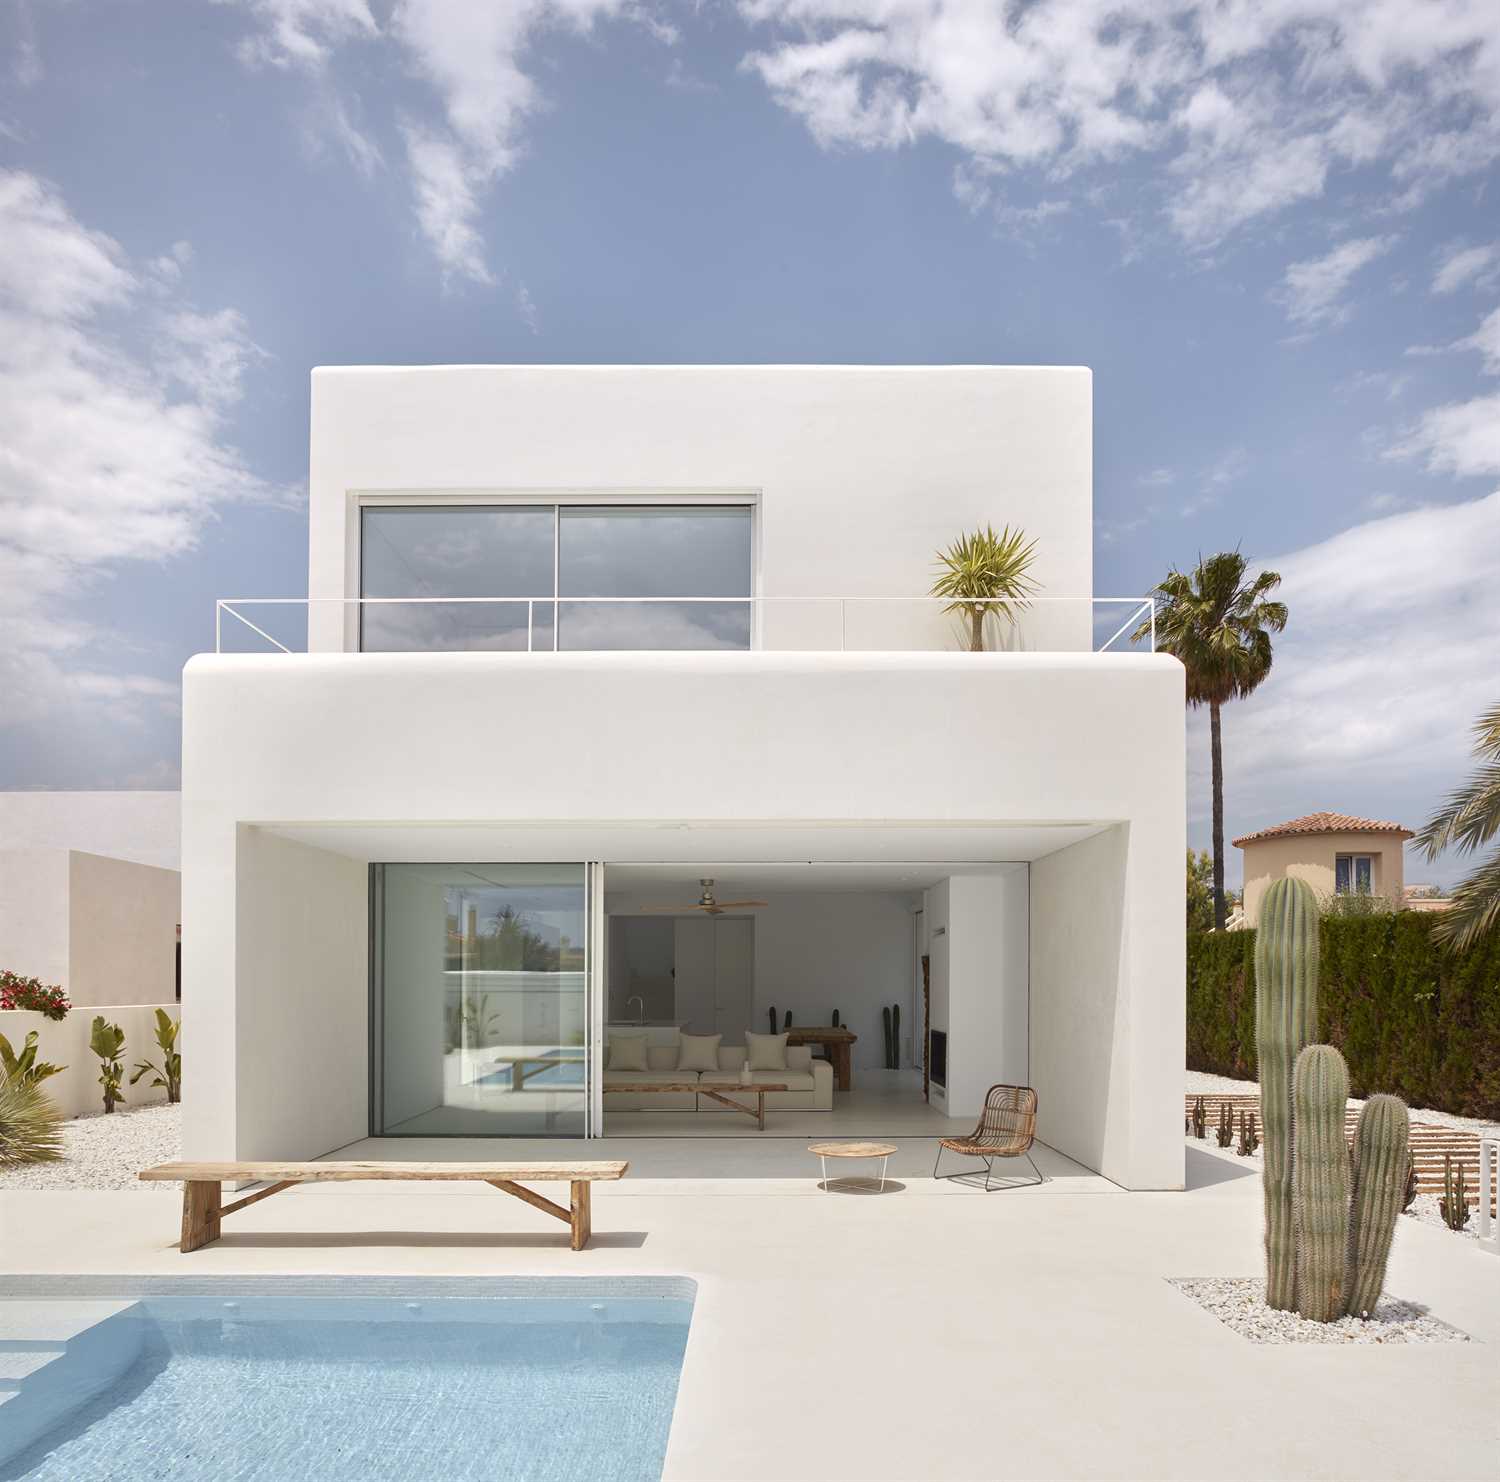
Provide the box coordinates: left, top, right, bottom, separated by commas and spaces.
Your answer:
0, 1029, 64, 1087
90, 1016, 126, 1113
129, 1009, 181, 1104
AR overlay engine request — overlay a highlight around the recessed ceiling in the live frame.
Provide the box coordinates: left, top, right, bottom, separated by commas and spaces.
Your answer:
604, 862, 1025, 895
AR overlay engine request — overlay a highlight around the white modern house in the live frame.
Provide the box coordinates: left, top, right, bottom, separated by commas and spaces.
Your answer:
183, 365, 1185, 1190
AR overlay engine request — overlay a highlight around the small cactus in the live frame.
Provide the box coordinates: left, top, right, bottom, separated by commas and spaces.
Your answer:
1292, 1044, 1350, 1323
1237, 1109, 1258, 1157
831, 1009, 840, 1028
891, 1003, 901, 1068
1216, 1102, 1233, 1148
881, 1005, 892, 1068
1440, 1153, 1471, 1231
1344, 1094, 1410, 1318
768, 1006, 777, 1035
783, 1009, 792, 1031
1190, 1095, 1206, 1139
1402, 1149, 1418, 1211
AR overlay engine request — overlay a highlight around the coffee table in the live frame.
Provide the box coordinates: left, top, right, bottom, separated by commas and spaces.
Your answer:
604, 1083, 788, 1130
808, 1140, 898, 1193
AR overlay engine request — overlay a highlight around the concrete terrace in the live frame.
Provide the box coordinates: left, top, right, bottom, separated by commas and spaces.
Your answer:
2, 1139, 1495, 1482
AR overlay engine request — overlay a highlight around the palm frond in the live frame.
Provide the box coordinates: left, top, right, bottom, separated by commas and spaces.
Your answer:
1430, 848, 1500, 953
1415, 764, 1500, 859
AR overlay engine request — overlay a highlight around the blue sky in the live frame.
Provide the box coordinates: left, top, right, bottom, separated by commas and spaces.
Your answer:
2, 0, 1498, 885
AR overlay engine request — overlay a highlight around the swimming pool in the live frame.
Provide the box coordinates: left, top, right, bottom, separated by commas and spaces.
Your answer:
0, 1277, 694, 1482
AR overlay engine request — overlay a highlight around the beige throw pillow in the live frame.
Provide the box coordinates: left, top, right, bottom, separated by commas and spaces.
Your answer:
677, 1033, 722, 1072
607, 1034, 649, 1072
745, 1031, 789, 1071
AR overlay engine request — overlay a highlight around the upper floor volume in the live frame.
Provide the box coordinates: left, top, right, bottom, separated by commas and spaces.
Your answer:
216, 364, 1153, 655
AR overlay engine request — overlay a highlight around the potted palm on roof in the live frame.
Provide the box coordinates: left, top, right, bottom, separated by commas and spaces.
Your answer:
930, 524, 1039, 652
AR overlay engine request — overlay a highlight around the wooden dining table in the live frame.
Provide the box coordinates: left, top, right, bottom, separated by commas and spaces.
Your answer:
784, 1027, 857, 1091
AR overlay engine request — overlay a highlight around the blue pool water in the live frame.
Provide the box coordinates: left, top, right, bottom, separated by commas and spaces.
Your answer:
0, 1281, 693, 1482
476, 1050, 585, 1088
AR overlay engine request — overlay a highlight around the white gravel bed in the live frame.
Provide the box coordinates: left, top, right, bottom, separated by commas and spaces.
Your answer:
1186, 1070, 1500, 1134
1169, 1277, 1471, 1344
0, 1102, 180, 1191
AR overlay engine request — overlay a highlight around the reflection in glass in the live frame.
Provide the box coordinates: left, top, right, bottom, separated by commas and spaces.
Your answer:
373, 864, 587, 1136
360, 507, 554, 652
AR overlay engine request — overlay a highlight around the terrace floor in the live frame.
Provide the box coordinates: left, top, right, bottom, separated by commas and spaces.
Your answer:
2, 1139, 1495, 1480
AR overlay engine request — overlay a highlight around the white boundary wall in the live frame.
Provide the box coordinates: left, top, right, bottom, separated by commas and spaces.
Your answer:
0, 1004, 180, 1119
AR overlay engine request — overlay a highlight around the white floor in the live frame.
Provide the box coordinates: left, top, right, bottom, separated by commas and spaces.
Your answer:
2, 1139, 1495, 1480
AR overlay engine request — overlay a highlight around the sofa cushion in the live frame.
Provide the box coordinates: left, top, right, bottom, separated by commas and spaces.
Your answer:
745, 1031, 789, 1071
785, 1045, 812, 1072
605, 1069, 694, 1086
647, 1045, 680, 1072
700, 1069, 814, 1091
677, 1033, 722, 1072
607, 1034, 648, 1072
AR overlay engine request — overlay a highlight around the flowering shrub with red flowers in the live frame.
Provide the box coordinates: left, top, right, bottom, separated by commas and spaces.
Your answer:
0, 972, 70, 1021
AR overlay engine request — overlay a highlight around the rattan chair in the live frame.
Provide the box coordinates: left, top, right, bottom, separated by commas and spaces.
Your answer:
932, 1083, 1042, 1191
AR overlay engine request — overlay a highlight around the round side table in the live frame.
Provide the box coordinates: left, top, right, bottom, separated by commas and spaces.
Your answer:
808, 1141, 898, 1193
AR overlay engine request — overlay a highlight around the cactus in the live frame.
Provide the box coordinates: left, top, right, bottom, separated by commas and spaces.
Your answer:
1255, 876, 1320, 1311
1236, 1109, 1258, 1156
881, 1006, 892, 1068
1440, 1153, 1471, 1231
1402, 1149, 1418, 1210
1216, 1102, 1233, 1148
783, 1010, 792, 1031
768, 1006, 777, 1035
831, 1009, 840, 1028
1292, 1044, 1350, 1322
1190, 1095, 1206, 1139
1344, 1094, 1410, 1318
891, 1004, 901, 1068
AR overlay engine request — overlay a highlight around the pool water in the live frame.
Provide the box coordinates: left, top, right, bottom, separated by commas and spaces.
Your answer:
0, 1285, 693, 1482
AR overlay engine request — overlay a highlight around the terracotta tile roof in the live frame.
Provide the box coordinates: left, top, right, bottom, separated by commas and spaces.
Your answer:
1232, 812, 1414, 848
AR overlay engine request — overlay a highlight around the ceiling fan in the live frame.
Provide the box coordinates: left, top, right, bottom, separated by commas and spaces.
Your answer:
642, 878, 768, 916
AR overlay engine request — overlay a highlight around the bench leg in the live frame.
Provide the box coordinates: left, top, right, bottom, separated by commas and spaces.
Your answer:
570, 1180, 592, 1251
181, 1180, 221, 1252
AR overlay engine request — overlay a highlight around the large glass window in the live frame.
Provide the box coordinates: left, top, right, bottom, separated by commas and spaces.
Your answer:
359, 503, 751, 652
371, 864, 588, 1137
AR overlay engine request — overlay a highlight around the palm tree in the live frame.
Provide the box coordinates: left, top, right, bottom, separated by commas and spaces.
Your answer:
1415, 700, 1500, 950
1135, 551, 1287, 929
930, 524, 1039, 652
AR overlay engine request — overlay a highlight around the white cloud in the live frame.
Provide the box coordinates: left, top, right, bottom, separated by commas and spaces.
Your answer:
229, 0, 670, 286
1391, 392, 1500, 478
1188, 492, 1500, 881
0, 171, 272, 743
1135, 466, 1176, 488
1457, 306, 1500, 375
739, 0, 1500, 250
1431, 242, 1499, 295
1277, 235, 1396, 328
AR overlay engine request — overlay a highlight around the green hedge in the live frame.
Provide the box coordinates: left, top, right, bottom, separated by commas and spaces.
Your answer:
1187, 913, 1500, 1121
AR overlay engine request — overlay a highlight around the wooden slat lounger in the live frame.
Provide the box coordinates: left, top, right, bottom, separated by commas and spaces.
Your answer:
138, 1160, 629, 1253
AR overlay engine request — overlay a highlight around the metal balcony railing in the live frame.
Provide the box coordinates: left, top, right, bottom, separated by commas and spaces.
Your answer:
213, 595, 1156, 655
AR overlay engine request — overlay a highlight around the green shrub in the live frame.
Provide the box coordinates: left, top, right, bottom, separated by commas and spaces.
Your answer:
0, 1074, 64, 1164
1187, 913, 1500, 1120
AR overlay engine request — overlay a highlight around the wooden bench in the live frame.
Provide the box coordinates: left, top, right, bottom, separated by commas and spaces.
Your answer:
138, 1160, 629, 1252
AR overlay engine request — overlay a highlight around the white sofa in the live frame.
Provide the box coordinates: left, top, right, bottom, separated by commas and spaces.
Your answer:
603, 1039, 833, 1112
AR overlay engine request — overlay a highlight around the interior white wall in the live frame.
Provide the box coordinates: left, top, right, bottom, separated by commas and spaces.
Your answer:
68, 851, 180, 1007
306, 365, 1093, 651
0, 849, 70, 988
229, 829, 368, 1161
943, 869, 1029, 1120
1030, 825, 1182, 1189
606, 890, 918, 1067
377, 866, 448, 1129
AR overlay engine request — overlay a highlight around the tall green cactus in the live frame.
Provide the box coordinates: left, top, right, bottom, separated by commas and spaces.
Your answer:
1344, 1095, 1410, 1318
1254, 877, 1320, 1310
1292, 1044, 1350, 1323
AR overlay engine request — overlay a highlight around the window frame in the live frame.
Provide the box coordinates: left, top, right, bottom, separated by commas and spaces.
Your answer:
349, 490, 760, 652
1334, 853, 1375, 896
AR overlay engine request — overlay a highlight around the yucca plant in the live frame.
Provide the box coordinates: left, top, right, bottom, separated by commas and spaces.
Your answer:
0, 1074, 64, 1165
930, 524, 1039, 652
90, 1016, 126, 1114
0, 1029, 64, 1087
129, 1009, 181, 1104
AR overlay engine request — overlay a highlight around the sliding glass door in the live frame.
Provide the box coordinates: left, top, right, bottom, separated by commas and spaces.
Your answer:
359, 502, 752, 652
371, 864, 590, 1137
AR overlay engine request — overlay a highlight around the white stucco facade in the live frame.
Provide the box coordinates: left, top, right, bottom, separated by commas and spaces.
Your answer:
185, 365, 1185, 1190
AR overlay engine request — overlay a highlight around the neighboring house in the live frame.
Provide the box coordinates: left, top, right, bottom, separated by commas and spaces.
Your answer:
183, 364, 1186, 1190
0, 791, 181, 1007
1233, 812, 1414, 927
